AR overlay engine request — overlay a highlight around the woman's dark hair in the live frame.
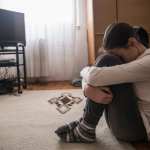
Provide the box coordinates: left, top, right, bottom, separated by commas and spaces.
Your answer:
102, 23, 149, 51
103, 23, 134, 50
133, 26, 149, 48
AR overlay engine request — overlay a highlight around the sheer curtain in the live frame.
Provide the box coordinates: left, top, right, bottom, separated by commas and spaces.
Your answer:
0, 0, 88, 81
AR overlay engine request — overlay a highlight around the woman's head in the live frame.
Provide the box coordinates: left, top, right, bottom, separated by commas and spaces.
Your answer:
102, 23, 149, 61
103, 23, 134, 50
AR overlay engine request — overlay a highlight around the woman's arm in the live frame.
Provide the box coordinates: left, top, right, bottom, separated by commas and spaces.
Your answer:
81, 53, 125, 103
83, 83, 113, 104
81, 51, 150, 87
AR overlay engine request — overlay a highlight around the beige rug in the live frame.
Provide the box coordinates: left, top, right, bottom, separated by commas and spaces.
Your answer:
0, 89, 135, 150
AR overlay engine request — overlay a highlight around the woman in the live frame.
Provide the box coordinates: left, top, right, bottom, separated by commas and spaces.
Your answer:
81, 25, 150, 142
55, 23, 149, 143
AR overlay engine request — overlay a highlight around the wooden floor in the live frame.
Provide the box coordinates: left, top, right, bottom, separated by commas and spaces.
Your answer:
132, 143, 150, 150
27, 81, 80, 90
27, 81, 150, 150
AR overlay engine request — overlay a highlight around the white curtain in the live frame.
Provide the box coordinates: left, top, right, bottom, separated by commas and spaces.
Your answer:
0, 0, 88, 81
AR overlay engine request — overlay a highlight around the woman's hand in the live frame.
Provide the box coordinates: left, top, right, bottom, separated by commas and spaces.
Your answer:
83, 84, 113, 104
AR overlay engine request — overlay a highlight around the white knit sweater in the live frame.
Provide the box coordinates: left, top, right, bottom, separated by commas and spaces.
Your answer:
81, 49, 150, 140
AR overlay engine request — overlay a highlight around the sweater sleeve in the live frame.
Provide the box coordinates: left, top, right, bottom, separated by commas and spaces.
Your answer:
81, 54, 123, 89
80, 54, 150, 87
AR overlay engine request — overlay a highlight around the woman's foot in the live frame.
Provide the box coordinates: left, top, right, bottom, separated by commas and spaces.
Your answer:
55, 121, 78, 142
55, 119, 96, 143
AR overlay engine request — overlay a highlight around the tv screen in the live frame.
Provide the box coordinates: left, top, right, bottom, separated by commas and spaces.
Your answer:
0, 9, 26, 46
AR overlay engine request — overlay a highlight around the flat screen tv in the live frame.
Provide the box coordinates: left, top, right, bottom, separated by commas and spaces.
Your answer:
0, 9, 26, 46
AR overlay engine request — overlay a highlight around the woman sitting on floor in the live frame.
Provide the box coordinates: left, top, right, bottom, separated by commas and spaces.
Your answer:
55, 23, 149, 143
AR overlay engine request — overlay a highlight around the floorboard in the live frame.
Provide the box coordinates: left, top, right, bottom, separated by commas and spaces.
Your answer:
27, 81, 81, 90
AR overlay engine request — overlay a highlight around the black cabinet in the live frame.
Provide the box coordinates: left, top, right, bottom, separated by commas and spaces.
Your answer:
0, 43, 27, 93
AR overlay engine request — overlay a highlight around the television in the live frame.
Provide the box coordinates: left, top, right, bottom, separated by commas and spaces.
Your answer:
0, 9, 26, 46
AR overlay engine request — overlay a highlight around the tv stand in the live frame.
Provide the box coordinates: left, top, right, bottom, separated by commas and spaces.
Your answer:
0, 43, 27, 93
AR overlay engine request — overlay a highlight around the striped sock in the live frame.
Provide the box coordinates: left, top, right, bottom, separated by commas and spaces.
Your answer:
73, 118, 96, 143
55, 118, 96, 143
